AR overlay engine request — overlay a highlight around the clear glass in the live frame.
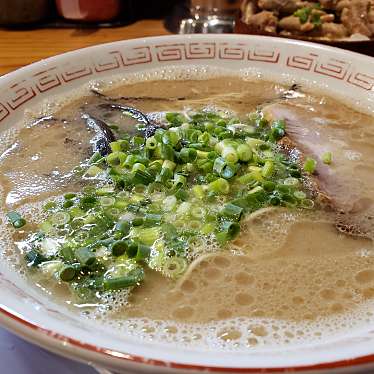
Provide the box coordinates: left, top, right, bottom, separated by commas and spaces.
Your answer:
190, 0, 238, 18
179, 0, 239, 34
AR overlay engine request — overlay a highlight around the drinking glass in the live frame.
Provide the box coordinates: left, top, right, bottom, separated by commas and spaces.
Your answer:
179, 0, 239, 33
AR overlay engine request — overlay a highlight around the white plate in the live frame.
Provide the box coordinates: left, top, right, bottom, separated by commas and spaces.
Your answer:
1, 34, 374, 374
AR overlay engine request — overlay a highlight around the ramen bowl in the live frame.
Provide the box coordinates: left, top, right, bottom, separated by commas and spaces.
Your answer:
0, 34, 374, 374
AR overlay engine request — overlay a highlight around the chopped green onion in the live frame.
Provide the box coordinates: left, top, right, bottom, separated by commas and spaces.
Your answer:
213, 157, 236, 179
59, 265, 76, 282
162, 159, 176, 171
198, 132, 211, 144
191, 206, 205, 219
179, 147, 197, 163
96, 186, 115, 195
25, 250, 46, 267
144, 213, 162, 226
176, 201, 191, 216
132, 227, 160, 245
248, 186, 264, 196
6, 211, 26, 229
322, 151, 332, 165
146, 136, 158, 149
172, 174, 187, 189
246, 137, 265, 149
64, 193, 76, 200
115, 220, 131, 236
63, 200, 74, 209
166, 112, 186, 126
85, 165, 103, 177
294, 6, 312, 23
304, 157, 317, 174
99, 196, 115, 207
237, 144, 252, 162
262, 181, 276, 192
160, 143, 175, 161
162, 257, 187, 279
221, 146, 238, 163
294, 191, 307, 200
262, 160, 274, 178
59, 246, 75, 262
22, 107, 318, 298
215, 118, 227, 127
103, 267, 145, 290
111, 240, 128, 257
106, 151, 126, 167
88, 151, 102, 164
157, 167, 173, 184
132, 163, 146, 172
220, 203, 243, 221
163, 195, 177, 211
124, 154, 138, 168
196, 150, 209, 159
75, 247, 96, 266
201, 223, 215, 234
301, 198, 315, 209
51, 212, 70, 226
283, 177, 300, 187
136, 244, 151, 261
197, 159, 213, 174
132, 169, 154, 185
43, 201, 57, 211
269, 195, 281, 206
110, 140, 129, 152
125, 241, 139, 258
132, 136, 144, 147
163, 131, 180, 146
215, 221, 240, 244
237, 172, 259, 185
192, 185, 205, 199
79, 195, 97, 211
69, 207, 85, 218
270, 119, 286, 140
208, 178, 230, 195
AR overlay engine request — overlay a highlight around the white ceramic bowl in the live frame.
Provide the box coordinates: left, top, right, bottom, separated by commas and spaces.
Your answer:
1, 34, 374, 374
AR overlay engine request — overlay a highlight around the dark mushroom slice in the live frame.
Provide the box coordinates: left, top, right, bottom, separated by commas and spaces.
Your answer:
82, 113, 116, 156
260, 84, 305, 107
96, 102, 165, 138
29, 115, 57, 127
90, 88, 186, 102
280, 83, 304, 100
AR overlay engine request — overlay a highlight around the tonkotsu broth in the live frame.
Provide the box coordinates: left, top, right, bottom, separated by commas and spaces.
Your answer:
1, 71, 374, 349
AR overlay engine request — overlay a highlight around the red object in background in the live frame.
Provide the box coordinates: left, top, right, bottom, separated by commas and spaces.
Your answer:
55, 0, 121, 22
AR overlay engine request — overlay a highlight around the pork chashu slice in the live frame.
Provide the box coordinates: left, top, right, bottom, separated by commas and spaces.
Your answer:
262, 102, 374, 236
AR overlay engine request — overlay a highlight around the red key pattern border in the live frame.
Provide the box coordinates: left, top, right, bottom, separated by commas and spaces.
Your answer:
1, 42, 373, 125
1, 41, 374, 372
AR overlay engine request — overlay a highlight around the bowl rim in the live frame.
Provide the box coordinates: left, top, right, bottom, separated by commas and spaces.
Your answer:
1, 33, 374, 372
2, 304, 374, 372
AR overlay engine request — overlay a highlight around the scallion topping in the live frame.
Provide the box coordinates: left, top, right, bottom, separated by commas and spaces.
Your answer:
6, 211, 26, 229
322, 151, 332, 165
21, 107, 313, 302
304, 157, 317, 174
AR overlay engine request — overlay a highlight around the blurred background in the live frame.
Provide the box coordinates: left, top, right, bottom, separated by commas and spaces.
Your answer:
0, 0, 372, 57
0, 0, 240, 31
0, 0, 372, 372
